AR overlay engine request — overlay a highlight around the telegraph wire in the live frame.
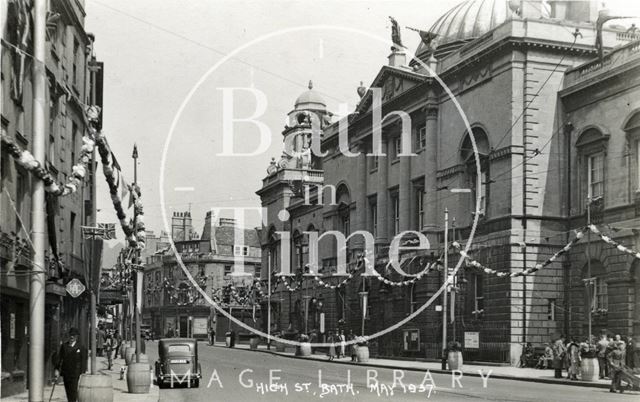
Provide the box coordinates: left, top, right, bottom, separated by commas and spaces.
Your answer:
89, 0, 349, 105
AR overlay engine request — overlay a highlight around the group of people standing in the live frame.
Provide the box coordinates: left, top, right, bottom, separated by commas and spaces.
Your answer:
549, 332, 637, 393
327, 329, 358, 361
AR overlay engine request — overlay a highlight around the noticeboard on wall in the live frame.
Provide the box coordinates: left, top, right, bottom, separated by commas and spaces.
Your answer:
465, 331, 479, 349
403, 329, 420, 351
193, 317, 208, 335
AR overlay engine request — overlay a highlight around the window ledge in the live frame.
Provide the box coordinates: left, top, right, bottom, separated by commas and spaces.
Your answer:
391, 158, 400, 165
369, 168, 378, 174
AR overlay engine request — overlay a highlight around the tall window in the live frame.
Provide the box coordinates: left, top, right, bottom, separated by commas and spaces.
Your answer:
73, 38, 80, 86
369, 199, 377, 238
370, 155, 379, 171
592, 276, 608, 312
623, 112, 640, 191
576, 127, 608, 209
393, 137, 401, 160
587, 153, 604, 199
415, 185, 424, 230
460, 128, 490, 216
341, 210, 350, 235
71, 122, 78, 170
48, 135, 55, 165
416, 125, 426, 150
70, 212, 76, 255
391, 193, 400, 235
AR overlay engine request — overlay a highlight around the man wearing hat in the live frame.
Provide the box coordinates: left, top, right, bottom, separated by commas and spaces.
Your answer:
54, 328, 88, 402
608, 341, 626, 393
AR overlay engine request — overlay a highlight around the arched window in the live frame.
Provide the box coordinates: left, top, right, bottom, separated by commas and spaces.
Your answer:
267, 226, 279, 275
623, 111, 640, 192
576, 127, 609, 210
293, 230, 303, 275
460, 127, 490, 216
336, 184, 351, 235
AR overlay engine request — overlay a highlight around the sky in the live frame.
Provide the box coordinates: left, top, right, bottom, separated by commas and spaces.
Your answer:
85, 0, 640, 251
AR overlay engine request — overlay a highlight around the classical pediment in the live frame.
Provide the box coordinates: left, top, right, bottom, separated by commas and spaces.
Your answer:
356, 66, 428, 114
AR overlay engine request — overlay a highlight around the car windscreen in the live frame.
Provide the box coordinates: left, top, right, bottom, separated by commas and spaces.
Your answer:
167, 344, 191, 353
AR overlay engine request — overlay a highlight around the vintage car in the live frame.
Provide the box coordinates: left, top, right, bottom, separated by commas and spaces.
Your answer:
155, 338, 202, 388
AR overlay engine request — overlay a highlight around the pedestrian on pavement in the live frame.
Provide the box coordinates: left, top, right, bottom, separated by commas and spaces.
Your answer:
96, 324, 105, 357
597, 332, 610, 379
113, 330, 122, 359
552, 336, 567, 379
55, 328, 88, 402
608, 341, 626, 393
347, 330, 356, 362
208, 326, 215, 346
327, 331, 336, 361
615, 334, 626, 361
339, 330, 346, 358
104, 333, 114, 370
566, 338, 580, 380
166, 324, 174, 338
626, 336, 637, 370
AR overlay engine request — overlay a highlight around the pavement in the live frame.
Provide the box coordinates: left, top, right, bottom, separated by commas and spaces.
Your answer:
149, 342, 640, 402
1, 356, 159, 402
212, 342, 621, 389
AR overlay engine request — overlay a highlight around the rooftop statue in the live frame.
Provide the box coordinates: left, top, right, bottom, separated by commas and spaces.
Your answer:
389, 16, 405, 51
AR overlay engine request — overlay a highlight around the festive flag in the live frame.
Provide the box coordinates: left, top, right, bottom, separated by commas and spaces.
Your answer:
98, 223, 116, 240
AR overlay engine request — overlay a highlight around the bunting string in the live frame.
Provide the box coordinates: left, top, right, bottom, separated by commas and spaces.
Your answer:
88, 106, 146, 250
589, 224, 640, 260
452, 227, 586, 278
1, 127, 95, 196
371, 258, 438, 286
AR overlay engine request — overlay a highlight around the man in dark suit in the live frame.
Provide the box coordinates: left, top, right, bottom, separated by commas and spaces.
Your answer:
54, 328, 88, 402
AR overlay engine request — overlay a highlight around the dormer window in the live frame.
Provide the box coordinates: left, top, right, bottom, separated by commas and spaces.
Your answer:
233, 245, 249, 256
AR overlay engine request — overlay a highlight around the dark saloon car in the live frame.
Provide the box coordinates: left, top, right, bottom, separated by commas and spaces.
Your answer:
155, 338, 202, 388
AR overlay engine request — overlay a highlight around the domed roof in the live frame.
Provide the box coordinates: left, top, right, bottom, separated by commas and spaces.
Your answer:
417, 0, 511, 55
294, 80, 326, 111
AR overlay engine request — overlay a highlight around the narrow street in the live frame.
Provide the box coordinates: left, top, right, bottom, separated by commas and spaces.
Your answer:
148, 344, 639, 402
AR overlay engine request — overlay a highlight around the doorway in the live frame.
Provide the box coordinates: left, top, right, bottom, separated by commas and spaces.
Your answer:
179, 316, 188, 337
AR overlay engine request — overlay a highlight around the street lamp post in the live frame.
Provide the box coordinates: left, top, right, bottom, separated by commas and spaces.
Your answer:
267, 251, 272, 349
586, 196, 593, 343
28, 1, 47, 399
132, 144, 142, 363
441, 208, 449, 370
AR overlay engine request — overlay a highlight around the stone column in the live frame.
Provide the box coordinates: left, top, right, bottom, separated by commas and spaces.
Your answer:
376, 140, 389, 243
423, 104, 439, 234
356, 143, 368, 247
399, 135, 411, 231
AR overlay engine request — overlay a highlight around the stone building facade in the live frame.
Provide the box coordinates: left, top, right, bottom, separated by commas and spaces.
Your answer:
142, 212, 262, 341
257, 0, 640, 364
1, 0, 101, 395
561, 39, 640, 340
